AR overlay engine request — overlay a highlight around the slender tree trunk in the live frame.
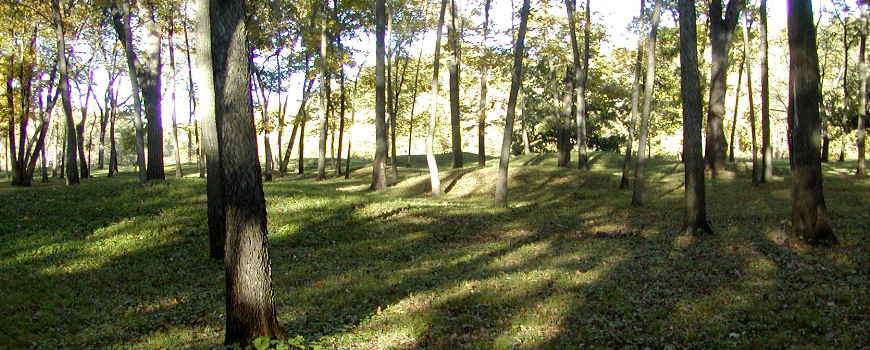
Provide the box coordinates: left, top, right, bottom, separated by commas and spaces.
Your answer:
317, 1, 330, 181
678, 0, 713, 236
857, 14, 867, 177
760, 0, 773, 182
169, 21, 183, 178
705, 0, 745, 177
494, 0, 530, 207
839, 16, 850, 163
299, 111, 306, 175
52, 0, 79, 186
787, 0, 836, 245
447, 0, 463, 168
632, 0, 661, 207
197, 0, 225, 261
729, 59, 744, 163
372, 0, 388, 190
621, 0, 645, 190
142, 3, 165, 181
182, 13, 202, 176
743, 18, 759, 184
336, 67, 346, 176
567, 0, 590, 170
109, 93, 118, 177
209, 0, 284, 343
346, 66, 363, 179
110, 0, 146, 183
426, 0, 449, 196
478, 0, 491, 167
408, 50, 424, 166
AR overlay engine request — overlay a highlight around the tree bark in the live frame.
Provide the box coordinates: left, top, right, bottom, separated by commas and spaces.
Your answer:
787, 0, 836, 245
494, 0, 530, 207
621, 0, 645, 190
52, 0, 79, 186
857, 13, 867, 177
678, 0, 714, 236
632, 0, 661, 207
336, 67, 346, 176
478, 0, 491, 167
448, 0, 463, 168
729, 57, 744, 163
372, 0, 388, 190
705, 0, 745, 177
142, 3, 165, 181
110, 0, 147, 183
169, 20, 184, 178
209, 0, 284, 343
520, 87, 531, 154
197, 0, 225, 261
743, 17, 759, 184
760, 0, 773, 182
567, 0, 590, 170
426, 0, 449, 196
317, 1, 330, 181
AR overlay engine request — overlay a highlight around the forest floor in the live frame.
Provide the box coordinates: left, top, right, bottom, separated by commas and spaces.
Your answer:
1, 152, 868, 349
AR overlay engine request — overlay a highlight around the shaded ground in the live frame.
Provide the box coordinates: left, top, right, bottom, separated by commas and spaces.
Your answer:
1, 153, 867, 349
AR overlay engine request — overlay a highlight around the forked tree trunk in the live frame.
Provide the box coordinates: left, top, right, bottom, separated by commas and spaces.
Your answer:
621, 0, 644, 190
52, 0, 79, 186
110, 0, 146, 183
728, 58, 744, 163
787, 0, 836, 245
632, 0, 661, 207
743, 17, 760, 184
678, 0, 713, 235
168, 21, 183, 178
494, 0, 530, 207
209, 0, 284, 343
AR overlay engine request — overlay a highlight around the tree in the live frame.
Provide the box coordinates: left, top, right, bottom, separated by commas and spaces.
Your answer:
678, 0, 713, 235
426, 0, 448, 196
109, 0, 147, 183
787, 0, 837, 245
632, 0, 661, 206
567, 0, 590, 170
371, 0, 387, 190
196, 0, 224, 261
141, 2, 164, 181
52, 0, 78, 186
494, 0, 530, 207
857, 5, 867, 177
705, 0, 745, 177
477, 0, 491, 167
743, 14, 760, 184
447, 0, 462, 168
168, 15, 183, 178
208, 0, 284, 344
317, 0, 331, 181
760, 0, 773, 182
620, 0, 645, 190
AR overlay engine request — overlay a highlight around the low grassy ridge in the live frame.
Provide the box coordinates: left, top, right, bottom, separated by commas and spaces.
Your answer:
1, 153, 867, 349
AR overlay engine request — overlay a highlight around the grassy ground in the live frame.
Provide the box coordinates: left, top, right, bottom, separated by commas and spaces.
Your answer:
1, 153, 867, 349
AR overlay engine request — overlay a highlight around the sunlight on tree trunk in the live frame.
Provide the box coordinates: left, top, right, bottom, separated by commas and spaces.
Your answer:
621, 0, 644, 190
632, 0, 661, 207
371, 0, 388, 190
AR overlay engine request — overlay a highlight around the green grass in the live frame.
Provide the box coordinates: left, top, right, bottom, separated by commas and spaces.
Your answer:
1, 153, 868, 349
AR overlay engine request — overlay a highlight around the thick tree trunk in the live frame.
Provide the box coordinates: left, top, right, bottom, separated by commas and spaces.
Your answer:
567, 0, 590, 170
372, 0, 388, 190
110, 0, 147, 183
317, 2, 330, 181
426, 0, 448, 196
209, 0, 284, 343
621, 1, 644, 190
760, 0, 773, 182
52, 0, 79, 186
447, 0, 463, 169
705, 0, 744, 177
169, 23, 183, 178
141, 4, 164, 181
197, 0, 225, 261
494, 0, 530, 207
632, 0, 661, 207
787, 0, 836, 245
678, 0, 714, 236
478, 0, 491, 167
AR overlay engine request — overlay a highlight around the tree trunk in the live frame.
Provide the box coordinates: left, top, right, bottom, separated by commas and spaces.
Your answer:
109, 92, 118, 177
336, 67, 346, 176
705, 0, 744, 177
632, 0, 661, 207
678, 0, 714, 236
520, 87, 531, 154
110, 0, 147, 183
743, 18, 759, 184
447, 0, 463, 169
169, 21, 184, 178
478, 0, 491, 167
494, 0, 530, 207
760, 0, 773, 182
567, 0, 590, 170
183, 13, 202, 176
346, 66, 363, 179
621, 0, 645, 190
209, 0, 284, 343
372, 0, 388, 190
426, 0, 448, 196
729, 58, 744, 163
408, 50, 424, 166
317, 2, 330, 181
787, 0, 836, 245
197, 0, 225, 261
857, 14, 867, 177
52, 0, 79, 186
142, 3, 164, 181
839, 15, 850, 163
